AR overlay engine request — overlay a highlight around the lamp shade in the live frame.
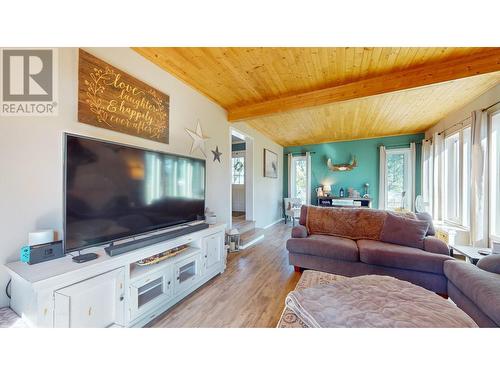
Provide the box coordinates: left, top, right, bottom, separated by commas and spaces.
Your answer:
323, 185, 331, 193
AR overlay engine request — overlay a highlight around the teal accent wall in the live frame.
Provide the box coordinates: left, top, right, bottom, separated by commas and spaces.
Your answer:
283, 133, 425, 208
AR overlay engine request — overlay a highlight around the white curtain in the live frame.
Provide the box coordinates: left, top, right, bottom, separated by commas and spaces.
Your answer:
287, 153, 292, 199
421, 139, 434, 214
432, 131, 445, 220
305, 151, 312, 205
409, 142, 416, 211
379, 145, 387, 209
470, 110, 489, 247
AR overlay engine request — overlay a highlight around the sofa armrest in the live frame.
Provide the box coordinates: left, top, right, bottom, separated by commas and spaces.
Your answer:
423, 236, 450, 255
477, 255, 500, 274
291, 225, 308, 238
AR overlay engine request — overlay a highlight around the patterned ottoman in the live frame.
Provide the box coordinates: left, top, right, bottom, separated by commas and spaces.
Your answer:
277, 270, 478, 328
277, 270, 346, 328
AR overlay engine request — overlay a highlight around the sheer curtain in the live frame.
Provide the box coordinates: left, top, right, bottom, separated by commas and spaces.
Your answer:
378, 145, 387, 209
305, 151, 312, 205
409, 142, 416, 211
287, 153, 292, 198
432, 131, 445, 220
470, 110, 489, 247
421, 139, 434, 214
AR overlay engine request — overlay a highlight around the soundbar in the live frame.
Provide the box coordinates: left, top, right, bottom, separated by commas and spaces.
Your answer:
104, 222, 209, 257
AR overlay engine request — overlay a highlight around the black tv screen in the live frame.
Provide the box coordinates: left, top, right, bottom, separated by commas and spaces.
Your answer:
64, 134, 206, 252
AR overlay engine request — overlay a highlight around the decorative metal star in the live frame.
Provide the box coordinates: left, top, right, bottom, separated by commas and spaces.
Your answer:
185, 120, 209, 157
211, 146, 222, 163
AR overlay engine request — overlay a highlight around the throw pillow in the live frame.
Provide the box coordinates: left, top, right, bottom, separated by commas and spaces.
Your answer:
380, 212, 429, 250
415, 212, 436, 236
477, 255, 500, 274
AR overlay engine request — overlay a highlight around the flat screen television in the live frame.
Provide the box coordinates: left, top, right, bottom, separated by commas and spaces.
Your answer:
64, 134, 206, 252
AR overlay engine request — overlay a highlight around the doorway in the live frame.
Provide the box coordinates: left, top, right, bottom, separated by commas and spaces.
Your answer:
231, 132, 246, 223
229, 128, 254, 227
289, 155, 308, 204
384, 148, 415, 211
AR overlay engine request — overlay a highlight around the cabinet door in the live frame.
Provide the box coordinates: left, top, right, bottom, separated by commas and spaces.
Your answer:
173, 254, 200, 296
54, 268, 125, 328
202, 233, 224, 275
130, 266, 173, 320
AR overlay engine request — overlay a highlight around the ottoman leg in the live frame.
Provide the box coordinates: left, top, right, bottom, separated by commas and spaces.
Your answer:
294, 266, 303, 273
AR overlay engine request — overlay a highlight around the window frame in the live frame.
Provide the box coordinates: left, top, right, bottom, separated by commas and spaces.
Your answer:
443, 125, 472, 228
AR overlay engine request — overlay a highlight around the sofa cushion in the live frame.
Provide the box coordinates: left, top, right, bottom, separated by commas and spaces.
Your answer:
358, 239, 451, 274
380, 212, 429, 249
305, 206, 389, 241
286, 235, 359, 262
415, 212, 436, 236
477, 254, 500, 274
444, 260, 500, 326
299, 205, 308, 226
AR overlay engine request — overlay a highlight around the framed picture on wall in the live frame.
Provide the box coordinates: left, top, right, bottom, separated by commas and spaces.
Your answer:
264, 148, 278, 178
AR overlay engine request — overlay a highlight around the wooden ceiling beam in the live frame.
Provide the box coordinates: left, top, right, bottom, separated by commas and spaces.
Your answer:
227, 48, 500, 122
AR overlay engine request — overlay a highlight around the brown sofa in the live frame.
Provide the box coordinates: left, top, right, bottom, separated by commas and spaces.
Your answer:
286, 206, 453, 294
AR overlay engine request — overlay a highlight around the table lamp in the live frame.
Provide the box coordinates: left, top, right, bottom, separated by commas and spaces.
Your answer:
323, 185, 331, 197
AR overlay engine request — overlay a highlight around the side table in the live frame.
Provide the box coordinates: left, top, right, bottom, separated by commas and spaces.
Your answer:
450, 245, 492, 265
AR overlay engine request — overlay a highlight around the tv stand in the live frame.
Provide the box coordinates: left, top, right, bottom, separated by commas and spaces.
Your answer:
104, 222, 209, 257
5, 223, 226, 328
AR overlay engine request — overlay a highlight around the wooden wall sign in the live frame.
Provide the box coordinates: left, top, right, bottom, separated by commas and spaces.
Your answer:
78, 49, 170, 143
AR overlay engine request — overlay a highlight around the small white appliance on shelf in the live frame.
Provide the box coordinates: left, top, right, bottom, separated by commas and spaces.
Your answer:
28, 230, 54, 246
205, 208, 217, 224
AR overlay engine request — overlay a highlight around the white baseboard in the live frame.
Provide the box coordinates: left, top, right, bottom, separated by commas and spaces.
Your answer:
263, 218, 284, 229
239, 234, 265, 250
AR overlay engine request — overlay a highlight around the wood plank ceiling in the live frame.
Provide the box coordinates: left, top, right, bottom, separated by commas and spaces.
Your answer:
134, 47, 500, 146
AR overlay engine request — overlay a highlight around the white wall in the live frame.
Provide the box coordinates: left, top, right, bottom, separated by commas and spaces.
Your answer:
0, 47, 232, 308
231, 122, 284, 228
425, 83, 500, 137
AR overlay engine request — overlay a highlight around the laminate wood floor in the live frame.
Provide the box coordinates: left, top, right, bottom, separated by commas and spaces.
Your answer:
149, 222, 300, 328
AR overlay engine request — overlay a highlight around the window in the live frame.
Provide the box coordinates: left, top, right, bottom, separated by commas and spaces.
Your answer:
385, 149, 413, 211
443, 127, 471, 227
232, 155, 244, 185
290, 156, 307, 204
490, 111, 500, 240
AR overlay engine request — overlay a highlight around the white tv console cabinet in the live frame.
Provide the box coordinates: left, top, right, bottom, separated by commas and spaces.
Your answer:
5, 223, 226, 328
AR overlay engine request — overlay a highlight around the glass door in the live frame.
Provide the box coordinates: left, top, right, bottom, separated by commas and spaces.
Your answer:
385, 149, 413, 211
290, 156, 308, 204
174, 255, 200, 296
